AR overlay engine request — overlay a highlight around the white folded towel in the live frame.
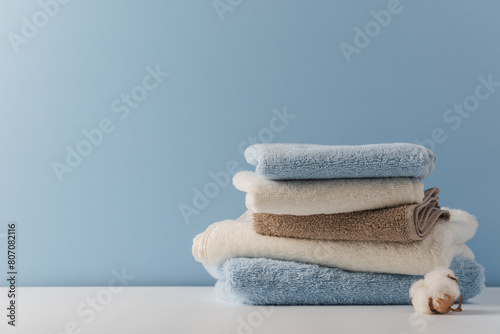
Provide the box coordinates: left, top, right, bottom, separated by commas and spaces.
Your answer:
192, 208, 477, 275
233, 171, 424, 215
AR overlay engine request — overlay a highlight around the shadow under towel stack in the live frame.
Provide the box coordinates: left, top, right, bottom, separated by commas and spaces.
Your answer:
192, 143, 485, 305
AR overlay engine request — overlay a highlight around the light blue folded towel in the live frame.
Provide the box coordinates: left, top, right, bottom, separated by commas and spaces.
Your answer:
205, 257, 484, 305
244, 143, 437, 180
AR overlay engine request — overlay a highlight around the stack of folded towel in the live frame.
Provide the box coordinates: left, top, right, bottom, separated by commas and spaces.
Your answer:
192, 143, 485, 305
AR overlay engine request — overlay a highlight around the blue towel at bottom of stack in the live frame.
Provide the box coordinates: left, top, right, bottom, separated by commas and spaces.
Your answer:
204, 256, 485, 305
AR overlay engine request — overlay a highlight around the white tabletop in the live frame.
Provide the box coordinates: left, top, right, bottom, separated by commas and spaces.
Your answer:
1, 287, 499, 334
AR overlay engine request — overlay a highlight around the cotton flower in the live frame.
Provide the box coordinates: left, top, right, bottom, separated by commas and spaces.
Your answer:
409, 267, 462, 314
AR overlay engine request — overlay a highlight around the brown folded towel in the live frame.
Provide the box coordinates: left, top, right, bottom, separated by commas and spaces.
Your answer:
253, 188, 450, 242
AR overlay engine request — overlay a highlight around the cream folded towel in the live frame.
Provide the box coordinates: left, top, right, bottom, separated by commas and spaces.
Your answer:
192, 208, 477, 275
233, 171, 424, 215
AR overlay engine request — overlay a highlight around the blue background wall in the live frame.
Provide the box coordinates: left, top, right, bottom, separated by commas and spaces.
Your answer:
0, 0, 499, 287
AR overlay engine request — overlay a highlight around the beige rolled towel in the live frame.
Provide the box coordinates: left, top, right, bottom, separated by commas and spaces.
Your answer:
233, 171, 424, 215
192, 208, 477, 275
253, 188, 450, 242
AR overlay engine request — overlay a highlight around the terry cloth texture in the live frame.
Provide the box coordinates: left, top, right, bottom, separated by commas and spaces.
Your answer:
206, 256, 485, 305
244, 143, 437, 180
233, 171, 424, 215
192, 208, 477, 275
253, 187, 450, 242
